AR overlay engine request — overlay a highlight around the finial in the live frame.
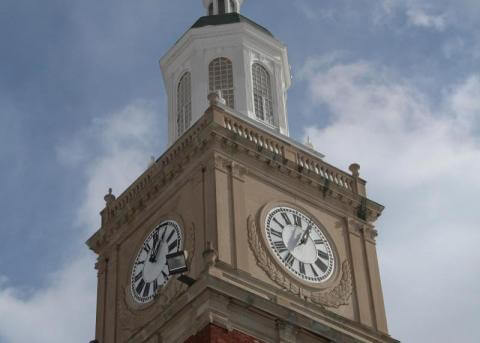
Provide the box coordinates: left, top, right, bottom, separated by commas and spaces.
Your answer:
203, 241, 218, 268
104, 188, 116, 204
349, 163, 360, 177
305, 136, 314, 150
208, 90, 226, 106
149, 156, 156, 167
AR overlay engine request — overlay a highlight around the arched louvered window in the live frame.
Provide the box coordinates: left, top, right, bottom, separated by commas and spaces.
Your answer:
252, 63, 274, 125
177, 72, 192, 136
208, 3, 214, 16
218, 0, 226, 14
209, 57, 234, 109
230, 0, 236, 12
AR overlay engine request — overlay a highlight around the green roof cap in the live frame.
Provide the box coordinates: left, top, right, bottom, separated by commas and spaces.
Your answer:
191, 13, 273, 37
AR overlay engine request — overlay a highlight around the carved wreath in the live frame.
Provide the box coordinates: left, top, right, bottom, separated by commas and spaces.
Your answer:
247, 215, 352, 308
118, 222, 196, 338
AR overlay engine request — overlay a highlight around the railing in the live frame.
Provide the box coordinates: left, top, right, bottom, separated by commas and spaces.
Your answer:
103, 108, 358, 226
296, 153, 353, 191
222, 113, 355, 193
223, 117, 285, 157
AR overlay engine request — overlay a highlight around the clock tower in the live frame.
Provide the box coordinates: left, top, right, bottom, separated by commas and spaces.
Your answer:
87, 1, 399, 342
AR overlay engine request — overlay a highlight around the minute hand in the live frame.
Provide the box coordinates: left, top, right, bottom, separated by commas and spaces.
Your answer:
299, 225, 312, 245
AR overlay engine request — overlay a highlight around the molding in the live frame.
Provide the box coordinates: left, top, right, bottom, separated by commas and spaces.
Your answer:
348, 218, 378, 243
87, 107, 384, 256
277, 320, 299, 343
118, 279, 188, 339
247, 215, 352, 309
95, 256, 107, 276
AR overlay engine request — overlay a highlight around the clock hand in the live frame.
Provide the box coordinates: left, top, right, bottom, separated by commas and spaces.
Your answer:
298, 224, 312, 246
149, 230, 160, 262
152, 229, 167, 263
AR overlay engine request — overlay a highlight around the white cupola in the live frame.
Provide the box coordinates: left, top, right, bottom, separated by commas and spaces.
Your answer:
203, 0, 244, 15
160, 0, 291, 145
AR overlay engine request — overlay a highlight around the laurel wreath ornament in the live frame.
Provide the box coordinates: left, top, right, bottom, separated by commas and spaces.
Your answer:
247, 215, 352, 308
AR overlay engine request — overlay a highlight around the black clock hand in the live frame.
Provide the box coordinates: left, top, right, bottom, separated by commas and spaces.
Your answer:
149, 232, 160, 262
152, 229, 167, 263
299, 224, 312, 245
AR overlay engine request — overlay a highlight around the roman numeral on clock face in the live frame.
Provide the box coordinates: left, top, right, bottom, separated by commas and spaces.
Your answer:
273, 241, 288, 253
285, 253, 295, 267
281, 213, 292, 226
166, 229, 175, 243
143, 282, 151, 298
270, 229, 283, 239
317, 250, 329, 260
315, 258, 328, 273
314, 239, 325, 245
168, 239, 178, 252
299, 261, 306, 275
310, 264, 319, 277
153, 279, 158, 293
136, 279, 145, 295
143, 243, 151, 254
134, 271, 143, 282
272, 217, 285, 229
293, 214, 302, 227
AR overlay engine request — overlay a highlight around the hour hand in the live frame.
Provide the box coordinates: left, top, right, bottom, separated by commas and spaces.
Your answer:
299, 225, 312, 245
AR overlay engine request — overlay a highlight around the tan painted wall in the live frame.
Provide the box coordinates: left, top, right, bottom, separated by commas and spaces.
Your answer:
88, 106, 392, 342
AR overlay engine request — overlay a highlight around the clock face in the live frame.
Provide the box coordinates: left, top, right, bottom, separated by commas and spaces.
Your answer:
265, 207, 335, 284
130, 220, 183, 304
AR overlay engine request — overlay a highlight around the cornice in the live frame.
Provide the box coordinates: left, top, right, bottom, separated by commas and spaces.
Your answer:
125, 264, 399, 343
87, 104, 385, 254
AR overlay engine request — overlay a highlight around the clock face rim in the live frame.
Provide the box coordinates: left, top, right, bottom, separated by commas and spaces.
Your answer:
129, 220, 183, 305
262, 204, 338, 287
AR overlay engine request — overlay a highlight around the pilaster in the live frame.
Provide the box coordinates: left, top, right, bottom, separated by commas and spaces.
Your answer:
94, 256, 108, 342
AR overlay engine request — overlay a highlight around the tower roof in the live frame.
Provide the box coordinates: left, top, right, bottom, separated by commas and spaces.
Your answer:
191, 13, 273, 37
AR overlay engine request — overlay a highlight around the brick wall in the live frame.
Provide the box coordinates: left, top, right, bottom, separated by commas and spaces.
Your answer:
184, 324, 262, 343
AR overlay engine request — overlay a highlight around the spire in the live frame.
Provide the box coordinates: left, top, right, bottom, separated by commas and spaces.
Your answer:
203, 0, 244, 16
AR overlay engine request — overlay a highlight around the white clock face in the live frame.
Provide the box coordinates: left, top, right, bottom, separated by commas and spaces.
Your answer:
265, 207, 335, 283
130, 220, 183, 304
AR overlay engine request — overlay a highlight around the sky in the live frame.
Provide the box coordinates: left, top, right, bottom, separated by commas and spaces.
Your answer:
0, 0, 479, 342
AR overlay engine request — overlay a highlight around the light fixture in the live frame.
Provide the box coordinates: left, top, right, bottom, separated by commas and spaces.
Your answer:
166, 250, 196, 286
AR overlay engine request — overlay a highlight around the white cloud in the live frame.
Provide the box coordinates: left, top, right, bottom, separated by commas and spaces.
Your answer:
0, 255, 96, 343
406, 7, 446, 31
448, 75, 480, 133
71, 101, 162, 232
300, 56, 480, 342
0, 101, 161, 343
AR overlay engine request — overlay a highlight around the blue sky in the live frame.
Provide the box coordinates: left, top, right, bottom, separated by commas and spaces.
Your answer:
0, 0, 479, 342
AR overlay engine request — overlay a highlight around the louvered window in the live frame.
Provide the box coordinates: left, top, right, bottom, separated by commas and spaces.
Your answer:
252, 63, 274, 125
218, 0, 225, 14
209, 57, 234, 109
177, 72, 192, 136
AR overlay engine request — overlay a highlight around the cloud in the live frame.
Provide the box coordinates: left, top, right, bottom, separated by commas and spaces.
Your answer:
0, 101, 161, 343
300, 56, 480, 342
406, 7, 446, 31
448, 75, 480, 133
0, 255, 96, 343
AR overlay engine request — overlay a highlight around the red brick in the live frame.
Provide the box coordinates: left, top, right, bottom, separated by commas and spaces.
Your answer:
185, 324, 262, 343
